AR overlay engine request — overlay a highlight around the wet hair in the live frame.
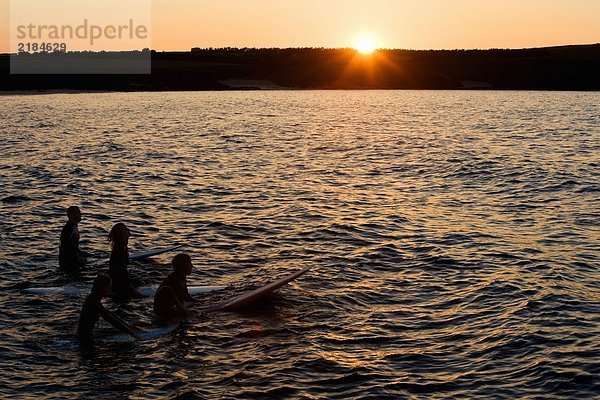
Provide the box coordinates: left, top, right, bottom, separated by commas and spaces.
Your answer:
92, 273, 112, 294
67, 206, 80, 218
108, 223, 128, 247
172, 253, 192, 273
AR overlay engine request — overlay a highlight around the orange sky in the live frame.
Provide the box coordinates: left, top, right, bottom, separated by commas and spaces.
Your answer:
1, 0, 599, 52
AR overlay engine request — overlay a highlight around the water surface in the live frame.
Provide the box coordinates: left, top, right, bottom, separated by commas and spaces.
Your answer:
0, 91, 599, 399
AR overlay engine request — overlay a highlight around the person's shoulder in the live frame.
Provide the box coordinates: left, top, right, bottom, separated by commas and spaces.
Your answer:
82, 294, 99, 309
157, 272, 177, 288
110, 244, 128, 258
112, 243, 126, 252
61, 220, 72, 232
164, 272, 180, 284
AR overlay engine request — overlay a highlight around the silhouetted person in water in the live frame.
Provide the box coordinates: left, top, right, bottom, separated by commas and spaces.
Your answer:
154, 254, 195, 320
77, 274, 141, 346
108, 223, 143, 299
59, 206, 87, 273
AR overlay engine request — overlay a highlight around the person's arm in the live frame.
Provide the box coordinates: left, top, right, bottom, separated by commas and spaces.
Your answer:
120, 249, 144, 297
111, 246, 130, 269
156, 286, 189, 317
99, 305, 142, 339
71, 226, 82, 255
60, 224, 78, 254
79, 248, 92, 258
116, 248, 139, 294
183, 282, 194, 303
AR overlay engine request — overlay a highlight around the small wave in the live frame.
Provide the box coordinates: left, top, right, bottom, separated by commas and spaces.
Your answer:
576, 185, 600, 193
1, 195, 32, 203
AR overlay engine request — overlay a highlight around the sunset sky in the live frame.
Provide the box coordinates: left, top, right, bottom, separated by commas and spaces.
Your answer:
1, 0, 599, 52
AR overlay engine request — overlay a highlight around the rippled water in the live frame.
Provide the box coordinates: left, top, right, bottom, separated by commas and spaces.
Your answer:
0, 91, 599, 399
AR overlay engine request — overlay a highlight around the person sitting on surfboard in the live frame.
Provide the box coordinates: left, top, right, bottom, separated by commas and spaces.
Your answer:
77, 274, 141, 345
59, 206, 88, 273
154, 253, 195, 320
108, 223, 143, 299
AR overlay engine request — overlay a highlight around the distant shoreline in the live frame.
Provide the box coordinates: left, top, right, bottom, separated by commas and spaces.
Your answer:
2, 44, 599, 93
0, 89, 113, 96
2, 88, 599, 97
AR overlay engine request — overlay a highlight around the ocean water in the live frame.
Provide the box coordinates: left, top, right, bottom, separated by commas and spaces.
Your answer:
0, 90, 598, 399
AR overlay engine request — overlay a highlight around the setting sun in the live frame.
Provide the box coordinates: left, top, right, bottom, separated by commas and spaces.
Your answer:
355, 34, 377, 55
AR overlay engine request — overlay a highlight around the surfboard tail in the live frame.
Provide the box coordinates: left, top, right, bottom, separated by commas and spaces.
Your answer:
207, 266, 312, 313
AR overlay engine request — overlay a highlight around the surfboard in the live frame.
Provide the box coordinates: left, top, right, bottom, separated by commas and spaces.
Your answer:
208, 266, 312, 312
107, 325, 178, 343
84, 245, 184, 267
22, 285, 225, 297
129, 245, 183, 262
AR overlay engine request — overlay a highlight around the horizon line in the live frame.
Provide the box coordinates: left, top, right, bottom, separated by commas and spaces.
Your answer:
2, 42, 599, 56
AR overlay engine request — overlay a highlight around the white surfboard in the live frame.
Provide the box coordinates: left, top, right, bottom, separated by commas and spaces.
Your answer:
129, 245, 183, 262
85, 245, 184, 267
107, 325, 178, 343
23, 285, 225, 297
208, 266, 312, 312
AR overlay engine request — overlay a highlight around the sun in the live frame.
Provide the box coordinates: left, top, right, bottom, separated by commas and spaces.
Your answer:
355, 34, 378, 55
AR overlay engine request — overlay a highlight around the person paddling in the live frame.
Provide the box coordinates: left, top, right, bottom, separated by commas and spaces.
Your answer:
77, 274, 141, 346
59, 206, 88, 273
108, 223, 143, 299
154, 254, 195, 320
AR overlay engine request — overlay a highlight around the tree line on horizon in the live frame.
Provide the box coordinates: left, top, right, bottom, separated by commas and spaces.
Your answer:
1, 44, 599, 91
